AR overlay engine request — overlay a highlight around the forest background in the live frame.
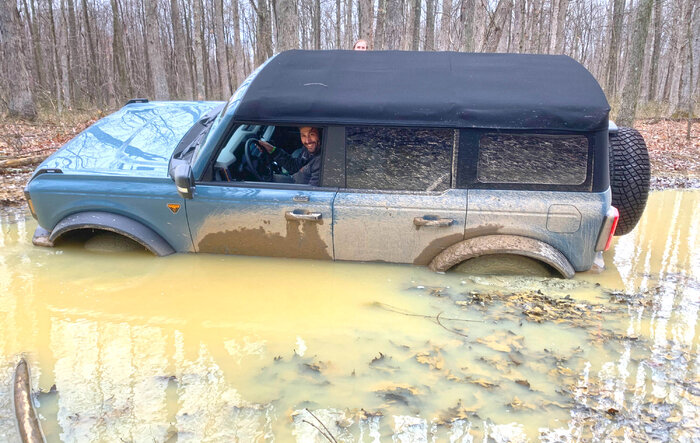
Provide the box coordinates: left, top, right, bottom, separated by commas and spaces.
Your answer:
0, 0, 698, 207
0, 0, 697, 125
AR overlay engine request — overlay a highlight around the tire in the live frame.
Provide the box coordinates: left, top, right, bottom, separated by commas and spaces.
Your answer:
609, 127, 650, 236
453, 254, 557, 278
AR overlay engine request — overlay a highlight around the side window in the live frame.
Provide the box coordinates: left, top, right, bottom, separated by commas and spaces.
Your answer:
345, 127, 454, 192
208, 124, 324, 186
477, 133, 589, 185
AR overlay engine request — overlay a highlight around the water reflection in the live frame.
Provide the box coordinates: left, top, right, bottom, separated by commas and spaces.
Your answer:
0, 190, 698, 442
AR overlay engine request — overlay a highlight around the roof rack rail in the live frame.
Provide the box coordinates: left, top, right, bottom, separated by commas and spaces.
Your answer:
126, 98, 149, 105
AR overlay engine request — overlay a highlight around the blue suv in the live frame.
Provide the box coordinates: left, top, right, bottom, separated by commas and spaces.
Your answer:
25, 51, 650, 278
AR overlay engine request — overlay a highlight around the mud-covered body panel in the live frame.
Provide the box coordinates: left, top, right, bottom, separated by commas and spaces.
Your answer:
465, 189, 610, 271
27, 174, 193, 252
187, 183, 335, 259
333, 189, 468, 264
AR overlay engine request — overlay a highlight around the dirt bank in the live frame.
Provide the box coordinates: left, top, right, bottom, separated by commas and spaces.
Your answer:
1, 116, 698, 210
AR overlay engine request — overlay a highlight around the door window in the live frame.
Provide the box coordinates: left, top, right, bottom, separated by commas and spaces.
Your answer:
345, 127, 454, 192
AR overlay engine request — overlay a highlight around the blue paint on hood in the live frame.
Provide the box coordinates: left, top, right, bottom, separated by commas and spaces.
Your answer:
38, 101, 223, 178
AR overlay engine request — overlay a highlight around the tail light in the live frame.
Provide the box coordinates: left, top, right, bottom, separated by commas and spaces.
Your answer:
596, 206, 619, 252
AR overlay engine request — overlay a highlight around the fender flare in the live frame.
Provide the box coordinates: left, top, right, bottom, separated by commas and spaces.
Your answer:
428, 234, 575, 279
48, 211, 176, 256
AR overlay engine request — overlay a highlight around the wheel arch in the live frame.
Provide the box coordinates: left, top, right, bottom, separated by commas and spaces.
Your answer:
428, 234, 576, 279
48, 211, 176, 256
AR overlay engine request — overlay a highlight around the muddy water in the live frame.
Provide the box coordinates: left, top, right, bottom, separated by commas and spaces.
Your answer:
0, 190, 697, 442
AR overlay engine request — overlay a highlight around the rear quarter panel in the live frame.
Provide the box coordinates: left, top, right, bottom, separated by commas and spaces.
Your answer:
466, 189, 610, 271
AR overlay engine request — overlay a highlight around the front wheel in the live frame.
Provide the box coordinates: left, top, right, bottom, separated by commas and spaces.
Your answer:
609, 127, 650, 236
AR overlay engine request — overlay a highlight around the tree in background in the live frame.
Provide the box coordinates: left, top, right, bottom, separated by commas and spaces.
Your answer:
0, 0, 696, 128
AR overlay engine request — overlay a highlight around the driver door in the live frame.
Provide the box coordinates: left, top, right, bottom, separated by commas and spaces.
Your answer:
186, 125, 336, 259
186, 182, 335, 259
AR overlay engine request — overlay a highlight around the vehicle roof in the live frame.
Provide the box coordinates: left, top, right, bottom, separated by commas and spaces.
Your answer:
233, 50, 610, 132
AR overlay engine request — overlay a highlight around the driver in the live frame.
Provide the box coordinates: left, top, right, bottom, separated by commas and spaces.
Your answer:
256, 127, 322, 186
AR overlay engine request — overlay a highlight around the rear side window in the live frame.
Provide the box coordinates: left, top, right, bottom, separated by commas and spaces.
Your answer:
477, 134, 589, 185
345, 127, 454, 192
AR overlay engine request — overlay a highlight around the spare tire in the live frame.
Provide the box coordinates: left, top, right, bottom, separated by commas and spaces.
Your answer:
608, 127, 650, 235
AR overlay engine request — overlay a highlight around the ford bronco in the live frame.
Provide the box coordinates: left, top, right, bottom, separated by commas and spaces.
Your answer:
25, 50, 650, 277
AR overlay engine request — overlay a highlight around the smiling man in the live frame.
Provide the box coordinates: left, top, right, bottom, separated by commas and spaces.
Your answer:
256, 127, 323, 186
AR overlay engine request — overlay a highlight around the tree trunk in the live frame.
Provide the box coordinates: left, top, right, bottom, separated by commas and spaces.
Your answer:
194, 0, 206, 99
358, 0, 373, 44
171, 0, 193, 99
375, 0, 386, 49
146, 0, 170, 99
410, 0, 421, 50
26, 0, 45, 90
81, 0, 99, 103
482, 0, 511, 53
48, 0, 63, 112
314, 0, 321, 49
440, 0, 452, 50
66, 0, 79, 103
460, 0, 475, 51
616, 0, 654, 126
253, 0, 273, 65
336, 0, 342, 48
231, 0, 243, 83
425, 0, 435, 50
277, 0, 300, 51
605, 0, 625, 97
549, 0, 568, 54
646, 0, 662, 101
214, 0, 231, 97
111, 0, 129, 103
0, 0, 37, 119
60, 0, 72, 109
346, 0, 354, 48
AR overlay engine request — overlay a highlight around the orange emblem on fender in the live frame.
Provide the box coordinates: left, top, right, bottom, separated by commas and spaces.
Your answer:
167, 204, 181, 214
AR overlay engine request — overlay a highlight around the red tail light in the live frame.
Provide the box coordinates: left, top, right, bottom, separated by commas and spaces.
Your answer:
596, 206, 619, 252
603, 207, 619, 251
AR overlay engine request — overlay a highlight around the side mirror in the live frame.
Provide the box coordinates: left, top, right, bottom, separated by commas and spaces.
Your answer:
172, 162, 195, 199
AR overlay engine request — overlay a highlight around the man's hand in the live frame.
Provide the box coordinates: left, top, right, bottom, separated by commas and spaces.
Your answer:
256, 140, 275, 154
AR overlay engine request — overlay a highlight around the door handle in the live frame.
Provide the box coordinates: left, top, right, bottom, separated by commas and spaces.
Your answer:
285, 210, 322, 221
413, 216, 454, 227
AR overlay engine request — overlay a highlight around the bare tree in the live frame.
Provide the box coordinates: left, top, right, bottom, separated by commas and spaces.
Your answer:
359, 0, 374, 46
460, 0, 476, 51
617, 0, 654, 126
646, 0, 662, 101
277, 0, 300, 51
605, 0, 625, 97
425, 0, 435, 50
0, 0, 37, 119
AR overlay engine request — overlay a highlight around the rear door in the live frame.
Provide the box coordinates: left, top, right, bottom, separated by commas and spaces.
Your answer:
332, 126, 466, 265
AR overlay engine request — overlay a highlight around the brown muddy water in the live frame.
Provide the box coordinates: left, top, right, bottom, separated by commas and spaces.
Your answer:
0, 190, 698, 442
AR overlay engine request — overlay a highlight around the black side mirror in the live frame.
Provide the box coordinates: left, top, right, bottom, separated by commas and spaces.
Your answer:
172, 162, 195, 199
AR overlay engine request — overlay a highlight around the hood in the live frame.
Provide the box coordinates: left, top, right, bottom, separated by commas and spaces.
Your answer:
37, 101, 223, 178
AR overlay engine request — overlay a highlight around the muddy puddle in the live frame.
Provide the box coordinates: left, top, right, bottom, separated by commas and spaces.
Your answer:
0, 190, 698, 442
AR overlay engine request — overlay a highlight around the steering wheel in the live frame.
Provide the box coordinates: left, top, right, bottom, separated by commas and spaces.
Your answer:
243, 138, 270, 181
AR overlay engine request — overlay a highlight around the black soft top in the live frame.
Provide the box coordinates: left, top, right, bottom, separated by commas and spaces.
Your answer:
233, 50, 610, 132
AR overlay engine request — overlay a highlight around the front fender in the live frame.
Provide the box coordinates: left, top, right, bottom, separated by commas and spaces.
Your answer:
428, 234, 575, 278
45, 211, 175, 256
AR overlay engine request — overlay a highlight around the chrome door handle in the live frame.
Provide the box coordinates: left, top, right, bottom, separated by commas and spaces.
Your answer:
285, 210, 322, 221
413, 216, 455, 227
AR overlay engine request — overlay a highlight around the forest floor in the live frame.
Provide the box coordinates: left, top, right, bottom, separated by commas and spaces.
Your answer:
0, 114, 698, 209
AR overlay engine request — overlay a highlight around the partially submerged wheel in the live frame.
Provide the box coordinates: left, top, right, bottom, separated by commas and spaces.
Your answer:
609, 127, 650, 236
84, 231, 144, 253
452, 254, 556, 278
